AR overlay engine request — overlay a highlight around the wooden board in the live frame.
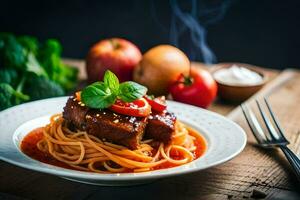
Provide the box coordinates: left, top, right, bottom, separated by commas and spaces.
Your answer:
218, 69, 300, 199
1, 61, 299, 199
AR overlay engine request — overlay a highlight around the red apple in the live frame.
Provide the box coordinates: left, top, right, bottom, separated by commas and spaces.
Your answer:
86, 38, 142, 82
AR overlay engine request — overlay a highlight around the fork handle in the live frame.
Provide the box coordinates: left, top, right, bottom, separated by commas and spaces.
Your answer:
280, 146, 300, 181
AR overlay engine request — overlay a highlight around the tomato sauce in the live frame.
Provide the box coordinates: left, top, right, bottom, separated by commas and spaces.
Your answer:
20, 128, 75, 170
153, 129, 206, 170
21, 127, 207, 172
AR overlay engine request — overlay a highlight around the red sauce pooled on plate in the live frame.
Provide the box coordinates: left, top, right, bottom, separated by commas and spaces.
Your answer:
20, 127, 74, 170
21, 127, 206, 172
153, 129, 206, 170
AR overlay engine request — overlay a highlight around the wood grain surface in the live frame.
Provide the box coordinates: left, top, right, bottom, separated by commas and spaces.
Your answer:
1, 60, 300, 200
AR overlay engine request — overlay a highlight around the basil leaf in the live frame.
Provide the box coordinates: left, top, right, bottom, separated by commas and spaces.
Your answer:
103, 70, 119, 94
119, 81, 147, 102
81, 82, 116, 109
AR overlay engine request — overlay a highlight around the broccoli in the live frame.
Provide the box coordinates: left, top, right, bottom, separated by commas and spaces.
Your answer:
0, 83, 29, 111
0, 32, 78, 109
0, 68, 18, 85
26, 52, 48, 77
23, 74, 64, 100
38, 39, 78, 91
0, 33, 27, 70
17, 35, 39, 56
0, 33, 47, 77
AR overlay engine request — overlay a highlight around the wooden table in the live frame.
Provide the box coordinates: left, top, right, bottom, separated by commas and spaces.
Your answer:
1, 60, 300, 200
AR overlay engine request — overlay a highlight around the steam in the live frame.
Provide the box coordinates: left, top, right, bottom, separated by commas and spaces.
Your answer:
169, 0, 232, 64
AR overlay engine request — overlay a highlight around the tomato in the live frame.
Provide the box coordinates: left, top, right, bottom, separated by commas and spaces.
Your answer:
109, 98, 151, 117
169, 68, 217, 108
144, 96, 167, 112
75, 91, 81, 101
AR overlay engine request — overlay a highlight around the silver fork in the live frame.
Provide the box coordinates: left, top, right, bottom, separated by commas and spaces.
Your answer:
241, 98, 300, 181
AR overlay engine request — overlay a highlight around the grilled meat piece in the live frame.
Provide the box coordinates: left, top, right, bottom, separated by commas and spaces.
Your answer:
63, 96, 177, 148
86, 110, 147, 149
63, 97, 89, 130
145, 111, 176, 144
63, 97, 147, 149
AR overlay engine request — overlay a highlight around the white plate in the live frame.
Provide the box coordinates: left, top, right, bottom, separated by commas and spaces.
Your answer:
0, 97, 246, 186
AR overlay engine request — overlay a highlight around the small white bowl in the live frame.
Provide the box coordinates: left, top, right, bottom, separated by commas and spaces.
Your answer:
212, 63, 268, 103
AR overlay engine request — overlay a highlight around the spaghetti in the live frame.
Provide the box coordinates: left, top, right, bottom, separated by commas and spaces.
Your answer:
24, 114, 205, 173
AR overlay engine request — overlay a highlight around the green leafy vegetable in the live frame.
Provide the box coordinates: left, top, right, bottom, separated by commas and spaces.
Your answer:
0, 32, 78, 111
38, 39, 78, 91
0, 69, 18, 85
17, 36, 39, 55
38, 39, 62, 76
26, 52, 47, 77
81, 70, 147, 109
0, 33, 27, 70
0, 83, 29, 110
51, 65, 78, 91
23, 74, 64, 100
0, 33, 47, 77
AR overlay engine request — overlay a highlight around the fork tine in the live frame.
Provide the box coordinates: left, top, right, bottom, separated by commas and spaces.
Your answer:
241, 103, 267, 144
256, 100, 281, 141
264, 98, 289, 143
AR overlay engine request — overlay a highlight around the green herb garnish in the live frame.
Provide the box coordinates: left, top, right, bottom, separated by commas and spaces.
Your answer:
81, 70, 147, 109
118, 81, 148, 103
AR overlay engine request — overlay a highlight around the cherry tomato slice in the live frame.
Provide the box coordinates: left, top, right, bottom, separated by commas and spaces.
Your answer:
144, 96, 167, 112
109, 98, 151, 117
75, 91, 81, 101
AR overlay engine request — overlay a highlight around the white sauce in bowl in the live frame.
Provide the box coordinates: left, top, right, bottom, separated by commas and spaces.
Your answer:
213, 65, 263, 86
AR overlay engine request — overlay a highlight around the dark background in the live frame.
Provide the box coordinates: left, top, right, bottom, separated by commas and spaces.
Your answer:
1, 0, 300, 69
